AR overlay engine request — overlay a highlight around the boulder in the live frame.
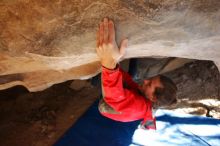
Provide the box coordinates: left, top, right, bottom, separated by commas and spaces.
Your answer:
0, 0, 220, 91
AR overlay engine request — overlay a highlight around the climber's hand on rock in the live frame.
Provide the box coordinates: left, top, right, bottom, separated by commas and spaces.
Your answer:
96, 17, 128, 69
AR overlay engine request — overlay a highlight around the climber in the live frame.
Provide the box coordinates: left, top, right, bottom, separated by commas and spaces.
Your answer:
96, 18, 177, 130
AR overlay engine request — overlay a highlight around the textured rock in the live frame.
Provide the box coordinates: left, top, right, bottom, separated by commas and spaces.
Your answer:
131, 58, 194, 80
69, 80, 92, 91
0, 0, 220, 91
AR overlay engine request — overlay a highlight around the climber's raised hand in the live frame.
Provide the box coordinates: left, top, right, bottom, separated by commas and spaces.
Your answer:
96, 18, 128, 69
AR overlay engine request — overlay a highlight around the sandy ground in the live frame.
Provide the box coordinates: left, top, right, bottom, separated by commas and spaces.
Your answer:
0, 59, 219, 146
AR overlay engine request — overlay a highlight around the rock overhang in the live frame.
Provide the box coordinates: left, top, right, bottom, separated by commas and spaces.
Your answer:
0, 0, 219, 91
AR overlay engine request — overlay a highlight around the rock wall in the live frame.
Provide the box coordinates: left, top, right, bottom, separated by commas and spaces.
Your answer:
0, 0, 220, 91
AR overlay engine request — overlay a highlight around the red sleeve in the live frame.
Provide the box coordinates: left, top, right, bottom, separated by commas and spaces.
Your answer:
119, 67, 139, 90
101, 65, 147, 114
101, 65, 156, 129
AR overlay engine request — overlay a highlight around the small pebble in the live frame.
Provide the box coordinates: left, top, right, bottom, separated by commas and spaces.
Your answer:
181, 74, 188, 80
196, 78, 202, 84
210, 65, 215, 70
189, 64, 194, 68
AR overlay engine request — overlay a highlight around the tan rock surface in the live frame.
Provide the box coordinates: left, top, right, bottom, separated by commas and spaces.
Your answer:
0, 0, 220, 91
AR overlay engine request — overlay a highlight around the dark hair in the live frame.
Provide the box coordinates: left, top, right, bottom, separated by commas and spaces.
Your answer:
153, 75, 177, 108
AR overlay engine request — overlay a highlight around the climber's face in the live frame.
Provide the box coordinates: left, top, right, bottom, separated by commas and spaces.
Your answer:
140, 76, 163, 102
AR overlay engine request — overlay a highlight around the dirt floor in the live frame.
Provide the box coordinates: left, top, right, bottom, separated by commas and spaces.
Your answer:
0, 59, 219, 146
0, 81, 100, 146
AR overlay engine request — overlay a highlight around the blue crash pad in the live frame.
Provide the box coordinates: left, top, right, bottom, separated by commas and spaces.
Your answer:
54, 100, 220, 146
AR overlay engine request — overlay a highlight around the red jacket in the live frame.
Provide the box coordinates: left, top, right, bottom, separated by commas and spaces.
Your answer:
98, 65, 156, 130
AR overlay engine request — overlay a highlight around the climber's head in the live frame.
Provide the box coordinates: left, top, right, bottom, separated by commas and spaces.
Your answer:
140, 75, 177, 108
